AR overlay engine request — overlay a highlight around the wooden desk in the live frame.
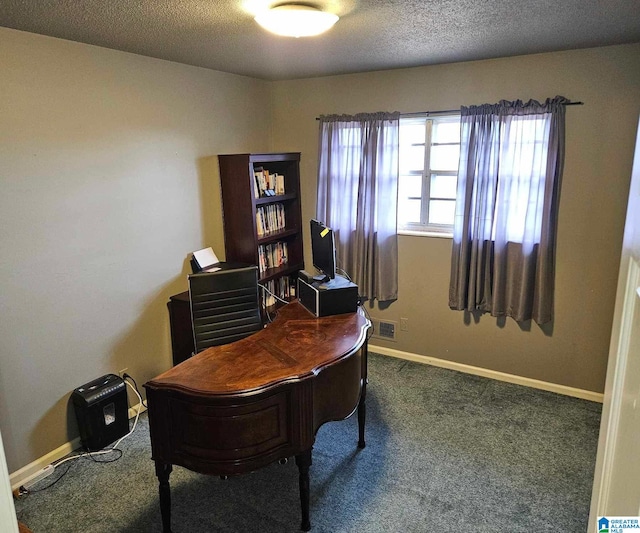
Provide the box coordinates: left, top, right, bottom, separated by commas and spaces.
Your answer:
144, 301, 371, 531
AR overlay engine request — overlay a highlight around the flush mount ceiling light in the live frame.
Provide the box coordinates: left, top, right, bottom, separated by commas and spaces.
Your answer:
254, 4, 339, 38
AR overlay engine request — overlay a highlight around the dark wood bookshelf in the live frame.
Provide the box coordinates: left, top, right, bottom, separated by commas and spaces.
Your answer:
218, 152, 304, 304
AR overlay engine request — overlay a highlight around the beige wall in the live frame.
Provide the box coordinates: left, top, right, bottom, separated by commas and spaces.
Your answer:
0, 28, 270, 472
269, 44, 640, 394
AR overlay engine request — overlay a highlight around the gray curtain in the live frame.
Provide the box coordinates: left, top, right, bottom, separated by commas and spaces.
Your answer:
317, 112, 400, 302
449, 96, 567, 324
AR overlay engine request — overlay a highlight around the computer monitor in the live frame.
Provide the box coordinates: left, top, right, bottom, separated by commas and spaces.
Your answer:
310, 219, 336, 281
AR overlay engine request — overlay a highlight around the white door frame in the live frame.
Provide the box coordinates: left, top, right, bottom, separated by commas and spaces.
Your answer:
0, 430, 19, 533
588, 116, 640, 527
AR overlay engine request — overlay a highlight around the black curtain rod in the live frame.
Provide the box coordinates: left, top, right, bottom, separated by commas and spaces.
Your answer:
315, 101, 584, 120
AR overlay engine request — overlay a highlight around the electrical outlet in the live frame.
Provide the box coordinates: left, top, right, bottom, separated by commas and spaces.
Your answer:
118, 368, 128, 379
400, 317, 408, 331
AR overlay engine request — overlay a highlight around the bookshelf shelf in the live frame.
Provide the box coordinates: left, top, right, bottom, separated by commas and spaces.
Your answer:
255, 192, 296, 205
259, 262, 305, 283
257, 228, 299, 245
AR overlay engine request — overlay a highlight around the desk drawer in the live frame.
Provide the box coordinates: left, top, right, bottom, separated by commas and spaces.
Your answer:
166, 390, 293, 474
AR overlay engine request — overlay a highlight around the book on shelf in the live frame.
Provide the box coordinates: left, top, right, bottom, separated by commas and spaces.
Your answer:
257, 241, 289, 273
261, 275, 296, 308
253, 166, 285, 198
253, 166, 264, 198
253, 172, 259, 199
256, 210, 264, 237
256, 204, 286, 237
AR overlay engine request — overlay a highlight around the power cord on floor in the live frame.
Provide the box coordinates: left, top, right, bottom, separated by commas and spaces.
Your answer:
19, 377, 144, 495
122, 373, 147, 409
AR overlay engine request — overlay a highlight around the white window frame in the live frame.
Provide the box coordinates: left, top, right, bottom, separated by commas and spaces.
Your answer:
398, 112, 461, 238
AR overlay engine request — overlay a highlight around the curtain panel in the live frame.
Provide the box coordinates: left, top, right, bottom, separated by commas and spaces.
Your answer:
449, 96, 568, 324
317, 112, 400, 302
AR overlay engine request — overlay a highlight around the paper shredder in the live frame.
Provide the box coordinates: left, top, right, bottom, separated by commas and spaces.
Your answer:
71, 374, 129, 451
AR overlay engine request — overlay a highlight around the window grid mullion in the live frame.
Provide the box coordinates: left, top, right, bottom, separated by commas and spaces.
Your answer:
422, 119, 433, 226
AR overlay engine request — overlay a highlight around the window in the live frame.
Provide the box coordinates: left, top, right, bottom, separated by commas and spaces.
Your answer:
317, 113, 400, 301
448, 96, 568, 324
490, 115, 550, 244
398, 114, 461, 235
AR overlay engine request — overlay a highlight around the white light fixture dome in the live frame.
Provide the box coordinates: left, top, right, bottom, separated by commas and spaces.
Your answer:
254, 4, 339, 38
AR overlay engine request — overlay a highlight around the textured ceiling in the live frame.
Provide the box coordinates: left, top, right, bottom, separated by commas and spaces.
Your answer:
1, 0, 639, 80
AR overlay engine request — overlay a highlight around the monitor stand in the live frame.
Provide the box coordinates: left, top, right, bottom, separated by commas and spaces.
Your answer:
317, 274, 353, 290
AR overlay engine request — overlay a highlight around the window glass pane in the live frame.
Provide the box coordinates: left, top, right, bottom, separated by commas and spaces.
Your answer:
430, 174, 457, 199
399, 143, 425, 174
428, 200, 456, 225
399, 174, 422, 198
430, 144, 460, 171
432, 120, 460, 144
398, 198, 421, 225
398, 115, 461, 233
400, 122, 427, 145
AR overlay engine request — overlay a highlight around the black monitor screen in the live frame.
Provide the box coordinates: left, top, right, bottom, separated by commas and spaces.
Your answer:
310, 219, 336, 280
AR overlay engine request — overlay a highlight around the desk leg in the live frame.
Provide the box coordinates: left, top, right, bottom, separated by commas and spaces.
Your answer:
155, 461, 173, 533
357, 389, 367, 448
295, 449, 312, 531
358, 342, 368, 449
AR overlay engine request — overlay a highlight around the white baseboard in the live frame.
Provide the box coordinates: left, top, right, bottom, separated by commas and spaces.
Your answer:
10, 402, 146, 491
127, 404, 147, 420
369, 344, 604, 403
10, 438, 82, 492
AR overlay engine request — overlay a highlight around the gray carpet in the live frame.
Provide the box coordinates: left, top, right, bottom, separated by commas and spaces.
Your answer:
14, 353, 601, 532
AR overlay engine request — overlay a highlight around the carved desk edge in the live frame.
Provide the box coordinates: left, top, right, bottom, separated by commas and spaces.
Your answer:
146, 301, 371, 399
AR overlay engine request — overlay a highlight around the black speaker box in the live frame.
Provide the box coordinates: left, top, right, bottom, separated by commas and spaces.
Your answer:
297, 275, 359, 317
71, 374, 129, 451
